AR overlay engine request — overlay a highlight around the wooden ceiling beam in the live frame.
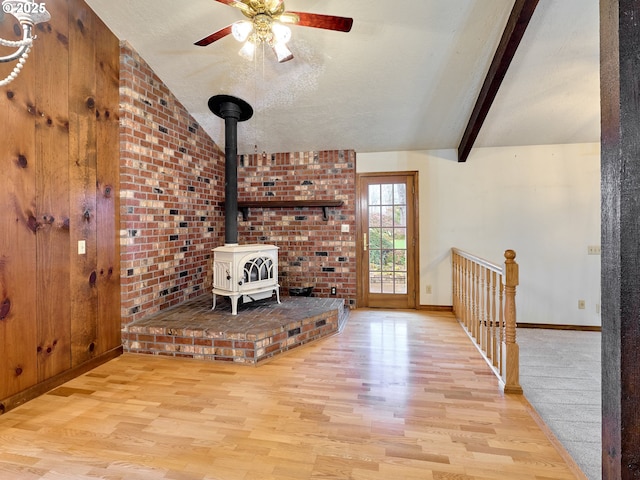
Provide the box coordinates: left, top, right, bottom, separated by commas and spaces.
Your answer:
457, 0, 540, 162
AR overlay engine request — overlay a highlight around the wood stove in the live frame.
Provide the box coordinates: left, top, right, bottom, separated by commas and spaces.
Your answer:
208, 94, 280, 315
212, 244, 280, 315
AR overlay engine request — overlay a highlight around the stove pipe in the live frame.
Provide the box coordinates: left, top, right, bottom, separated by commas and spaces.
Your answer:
208, 95, 253, 245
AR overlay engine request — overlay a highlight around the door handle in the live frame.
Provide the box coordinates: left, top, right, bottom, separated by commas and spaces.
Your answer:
363, 233, 367, 251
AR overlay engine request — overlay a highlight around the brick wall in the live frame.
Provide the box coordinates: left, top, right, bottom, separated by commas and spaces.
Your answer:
119, 42, 224, 325
237, 151, 357, 306
119, 43, 358, 325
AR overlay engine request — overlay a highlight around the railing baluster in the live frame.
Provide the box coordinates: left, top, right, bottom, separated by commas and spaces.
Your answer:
452, 252, 458, 315
499, 273, 504, 377
473, 262, 479, 341
470, 263, 476, 340
465, 257, 471, 330
477, 263, 482, 342
479, 265, 485, 350
482, 266, 488, 353
483, 266, 489, 356
491, 270, 498, 368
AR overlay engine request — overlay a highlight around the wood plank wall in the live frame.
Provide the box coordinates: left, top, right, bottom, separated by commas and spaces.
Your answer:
0, 0, 121, 413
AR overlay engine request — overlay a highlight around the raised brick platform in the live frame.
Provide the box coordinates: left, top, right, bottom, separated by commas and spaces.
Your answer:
122, 295, 348, 365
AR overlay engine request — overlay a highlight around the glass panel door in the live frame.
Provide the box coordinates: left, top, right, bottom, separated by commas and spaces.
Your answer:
358, 173, 417, 309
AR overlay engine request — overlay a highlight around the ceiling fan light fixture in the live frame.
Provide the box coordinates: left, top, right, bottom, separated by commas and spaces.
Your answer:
238, 39, 256, 60
272, 41, 293, 63
196, 0, 354, 64
232, 20, 253, 42
271, 22, 291, 44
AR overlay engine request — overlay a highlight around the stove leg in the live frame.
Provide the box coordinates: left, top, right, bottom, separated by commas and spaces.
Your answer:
212, 293, 217, 310
231, 296, 239, 315
275, 288, 281, 304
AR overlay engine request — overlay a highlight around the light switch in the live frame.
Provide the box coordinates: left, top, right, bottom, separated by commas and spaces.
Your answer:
78, 240, 86, 255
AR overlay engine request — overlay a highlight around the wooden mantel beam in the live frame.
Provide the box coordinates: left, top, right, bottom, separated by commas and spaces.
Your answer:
457, 0, 540, 162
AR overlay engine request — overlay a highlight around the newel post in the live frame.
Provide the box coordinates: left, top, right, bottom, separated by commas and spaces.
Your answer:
503, 249, 522, 394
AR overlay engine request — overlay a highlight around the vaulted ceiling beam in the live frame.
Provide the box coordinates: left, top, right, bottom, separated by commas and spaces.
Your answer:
457, 0, 540, 162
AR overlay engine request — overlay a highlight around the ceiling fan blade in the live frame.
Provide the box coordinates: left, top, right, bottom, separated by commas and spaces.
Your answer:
214, 0, 252, 15
286, 11, 353, 32
194, 25, 233, 46
278, 12, 300, 24
265, 0, 284, 12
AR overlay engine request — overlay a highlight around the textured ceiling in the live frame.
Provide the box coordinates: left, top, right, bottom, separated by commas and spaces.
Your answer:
84, 0, 600, 157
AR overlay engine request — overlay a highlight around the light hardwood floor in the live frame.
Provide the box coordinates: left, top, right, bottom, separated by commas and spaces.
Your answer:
0, 309, 579, 479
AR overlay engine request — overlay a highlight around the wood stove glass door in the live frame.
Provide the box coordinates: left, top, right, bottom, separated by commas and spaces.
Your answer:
357, 173, 418, 309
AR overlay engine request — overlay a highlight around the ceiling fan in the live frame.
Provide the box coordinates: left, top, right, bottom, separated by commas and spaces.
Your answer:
195, 0, 353, 63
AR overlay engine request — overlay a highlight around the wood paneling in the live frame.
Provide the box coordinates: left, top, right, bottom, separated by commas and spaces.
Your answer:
68, 0, 98, 367
0, 13, 38, 402
0, 0, 121, 411
94, 12, 121, 354
35, 0, 72, 382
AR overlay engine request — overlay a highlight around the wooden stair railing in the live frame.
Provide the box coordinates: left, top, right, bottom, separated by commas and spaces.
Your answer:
451, 248, 522, 394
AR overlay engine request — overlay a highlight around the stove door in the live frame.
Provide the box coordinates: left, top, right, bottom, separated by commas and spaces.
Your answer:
213, 260, 234, 291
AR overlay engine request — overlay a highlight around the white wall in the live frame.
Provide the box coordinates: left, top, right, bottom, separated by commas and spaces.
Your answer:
357, 143, 601, 327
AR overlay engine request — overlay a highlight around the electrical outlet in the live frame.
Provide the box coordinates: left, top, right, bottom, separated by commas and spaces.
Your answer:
578, 299, 585, 310
78, 240, 86, 255
330, 286, 337, 295
341, 224, 350, 233
426, 285, 432, 294
587, 245, 601, 255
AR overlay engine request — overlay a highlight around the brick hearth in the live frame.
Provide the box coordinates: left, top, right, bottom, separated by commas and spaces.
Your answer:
122, 296, 348, 364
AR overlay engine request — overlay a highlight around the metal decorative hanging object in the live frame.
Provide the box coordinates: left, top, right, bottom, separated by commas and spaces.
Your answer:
0, 0, 51, 86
